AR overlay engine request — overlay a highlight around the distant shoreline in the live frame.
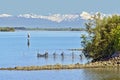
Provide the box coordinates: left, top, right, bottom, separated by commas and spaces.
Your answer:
14, 27, 85, 31
0, 27, 85, 32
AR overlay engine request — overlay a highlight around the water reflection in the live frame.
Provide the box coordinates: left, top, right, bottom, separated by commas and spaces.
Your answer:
71, 52, 74, 63
0, 68, 119, 80
61, 52, 64, 62
53, 52, 57, 61
82, 68, 120, 80
36, 51, 87, 65
27, 39, 30, 48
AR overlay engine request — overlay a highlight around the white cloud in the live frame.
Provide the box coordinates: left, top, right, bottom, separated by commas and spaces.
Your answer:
0, 14, 12, 17
80, 11, 93, 20
18, 14, 80, 22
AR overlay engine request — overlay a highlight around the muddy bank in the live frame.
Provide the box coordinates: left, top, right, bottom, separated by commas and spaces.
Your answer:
0, 63, 119, 71
0, 56, 120, 71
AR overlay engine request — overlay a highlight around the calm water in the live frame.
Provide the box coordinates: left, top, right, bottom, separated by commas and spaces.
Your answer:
0, 68, 119, 80
0, 31, 87, 67
0, 31, 119, 80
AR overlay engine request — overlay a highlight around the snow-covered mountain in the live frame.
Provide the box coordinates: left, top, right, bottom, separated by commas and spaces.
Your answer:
0, 12, 93, 28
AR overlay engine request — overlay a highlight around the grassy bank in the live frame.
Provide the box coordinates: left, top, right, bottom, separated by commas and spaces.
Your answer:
0, 27, 15, 32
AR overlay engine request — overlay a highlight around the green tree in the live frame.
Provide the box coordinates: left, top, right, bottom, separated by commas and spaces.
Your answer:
110, 26, 120, 51
82, 14, 120, 61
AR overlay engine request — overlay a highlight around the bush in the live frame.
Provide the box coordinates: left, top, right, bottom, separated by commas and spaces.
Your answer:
82, 13, 120, 61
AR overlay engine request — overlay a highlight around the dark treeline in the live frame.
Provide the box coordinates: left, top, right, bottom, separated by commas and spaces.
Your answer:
14, 27, 85, 31
0, 27, 85, 31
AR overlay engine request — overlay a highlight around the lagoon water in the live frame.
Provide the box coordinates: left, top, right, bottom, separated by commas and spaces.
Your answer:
0, 31, 119, 80
0, 31, 86, 67
0, 68, 119, 80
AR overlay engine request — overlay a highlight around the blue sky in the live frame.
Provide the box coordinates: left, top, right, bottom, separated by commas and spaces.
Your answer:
0, 0, 120, 15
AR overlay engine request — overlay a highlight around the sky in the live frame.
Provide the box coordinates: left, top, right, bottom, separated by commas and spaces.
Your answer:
0, 0, 120, 15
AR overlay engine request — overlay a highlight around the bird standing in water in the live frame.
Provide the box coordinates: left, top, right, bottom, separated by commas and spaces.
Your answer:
27, 33, 30, 48
27, 33, 30, 39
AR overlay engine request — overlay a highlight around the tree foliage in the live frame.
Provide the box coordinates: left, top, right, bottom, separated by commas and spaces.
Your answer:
82, 13, 120, 61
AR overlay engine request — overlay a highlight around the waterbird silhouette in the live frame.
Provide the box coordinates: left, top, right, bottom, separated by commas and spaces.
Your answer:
37, 51, 48, 59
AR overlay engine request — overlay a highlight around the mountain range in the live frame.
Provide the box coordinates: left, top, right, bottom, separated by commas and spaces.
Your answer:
0, 12, 93, 28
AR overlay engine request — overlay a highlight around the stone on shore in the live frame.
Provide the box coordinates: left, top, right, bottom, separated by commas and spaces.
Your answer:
0, 56, 119, 71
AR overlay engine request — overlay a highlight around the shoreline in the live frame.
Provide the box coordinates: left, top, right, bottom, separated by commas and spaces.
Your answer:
0, 61, 119, 71
0, 64, 119, 71
0, 55, 120, 71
